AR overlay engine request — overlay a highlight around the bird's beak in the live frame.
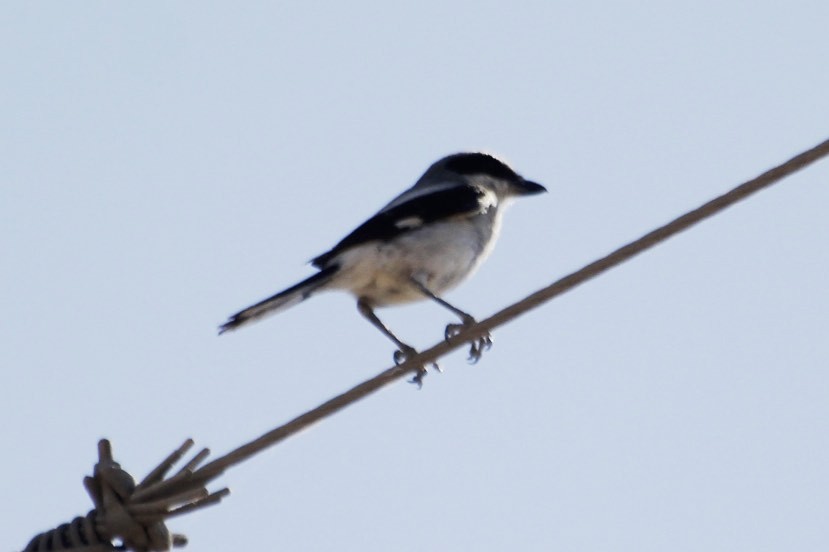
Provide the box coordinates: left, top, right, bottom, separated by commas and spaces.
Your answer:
515, 179, 547, 195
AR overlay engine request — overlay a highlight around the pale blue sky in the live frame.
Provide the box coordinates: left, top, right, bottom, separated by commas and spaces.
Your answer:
3, 2, 829, 551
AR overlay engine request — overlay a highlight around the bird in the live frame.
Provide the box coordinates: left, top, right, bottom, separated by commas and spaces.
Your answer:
219, 152, 546, 383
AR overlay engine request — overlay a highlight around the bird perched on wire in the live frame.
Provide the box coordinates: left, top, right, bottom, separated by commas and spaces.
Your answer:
219, 152, 546, 383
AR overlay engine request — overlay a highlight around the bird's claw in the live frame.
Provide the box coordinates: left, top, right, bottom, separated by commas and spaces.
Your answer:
393, 346, 440, 388
467, 332, 493, 363
444, 322, 493, 364
393, 347, 417, 366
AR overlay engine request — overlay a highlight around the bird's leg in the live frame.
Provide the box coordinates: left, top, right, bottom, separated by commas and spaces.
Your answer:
410, 280, 493, 363
357, 298, 436, 386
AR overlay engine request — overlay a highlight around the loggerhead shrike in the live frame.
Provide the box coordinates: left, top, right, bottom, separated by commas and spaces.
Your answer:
219, 152, 545, 381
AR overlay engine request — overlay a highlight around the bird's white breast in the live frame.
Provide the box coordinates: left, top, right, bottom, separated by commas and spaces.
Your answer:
330, 209, 503, 306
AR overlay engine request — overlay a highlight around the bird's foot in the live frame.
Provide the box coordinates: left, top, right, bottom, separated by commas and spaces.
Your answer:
393, 346, 440, 388
444, 320, 493, 364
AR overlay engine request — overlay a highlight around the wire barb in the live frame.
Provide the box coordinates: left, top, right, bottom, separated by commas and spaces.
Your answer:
23, 439, 229, 552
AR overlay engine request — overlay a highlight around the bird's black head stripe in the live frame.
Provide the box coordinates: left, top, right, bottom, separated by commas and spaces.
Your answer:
444, 153, 519, 181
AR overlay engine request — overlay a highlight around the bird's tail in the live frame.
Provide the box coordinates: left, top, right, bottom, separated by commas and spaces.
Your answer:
218, 265, 338, 334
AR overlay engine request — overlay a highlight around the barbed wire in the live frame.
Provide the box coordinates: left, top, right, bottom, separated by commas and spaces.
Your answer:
20, 137, 829, 551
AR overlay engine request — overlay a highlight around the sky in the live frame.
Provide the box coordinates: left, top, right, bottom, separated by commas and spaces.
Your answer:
3, 2, 829, 551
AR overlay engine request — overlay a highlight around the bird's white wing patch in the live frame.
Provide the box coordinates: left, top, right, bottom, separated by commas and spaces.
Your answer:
394, 216, 424, 229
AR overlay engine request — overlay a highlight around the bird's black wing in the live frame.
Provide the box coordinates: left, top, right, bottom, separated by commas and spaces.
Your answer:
311, 185, 487, 268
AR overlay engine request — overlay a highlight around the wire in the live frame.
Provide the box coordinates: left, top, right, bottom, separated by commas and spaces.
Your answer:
190, 137, 829, 482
